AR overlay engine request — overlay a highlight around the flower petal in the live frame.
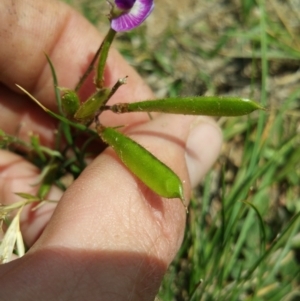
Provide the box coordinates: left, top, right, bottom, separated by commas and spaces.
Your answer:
115, 0, 136, 10
111, 0, 154, 32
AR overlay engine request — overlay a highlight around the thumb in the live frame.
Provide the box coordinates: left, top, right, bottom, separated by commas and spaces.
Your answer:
0, 114, 222, 301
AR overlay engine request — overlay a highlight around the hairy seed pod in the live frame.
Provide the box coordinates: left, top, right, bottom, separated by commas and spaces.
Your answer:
99, 126, 186, 205
110, 96, 265, 116
61, 90, 80, 119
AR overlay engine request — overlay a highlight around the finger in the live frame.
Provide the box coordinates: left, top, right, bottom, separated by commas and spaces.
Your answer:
185, 116, 223, 187
0, 0, 154, 140
0, 85, 56, 146
0, 150, 62, 247
0, 115, 222, 300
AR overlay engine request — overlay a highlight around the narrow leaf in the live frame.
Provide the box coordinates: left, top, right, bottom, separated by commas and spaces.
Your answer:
16, 85, 95, 134
0, 208, 22, 263
244, 201, 267, 255
14, 192, 40, 201
16, 231, 25, 258
30, 134, 47, 162
45, 54, 63, 114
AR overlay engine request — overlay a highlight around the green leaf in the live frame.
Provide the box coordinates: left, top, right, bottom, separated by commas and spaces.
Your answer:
45, 54, 63, 114
99, 126, 186, 206
45, 54, 75, 146
14, 193, 40, 201
30, 134, 47, 162
243, 201, 267, 257
110, 96, 266, 116
37, 163, 59, 199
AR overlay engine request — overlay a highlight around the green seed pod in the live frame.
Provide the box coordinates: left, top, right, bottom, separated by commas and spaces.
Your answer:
110, 96, 265, 116
61, 90, 80, 118
100, 126, 186, 204
74, 88, 110, 124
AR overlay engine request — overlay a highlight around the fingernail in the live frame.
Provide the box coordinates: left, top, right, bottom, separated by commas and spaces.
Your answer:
185, 117, 222, 188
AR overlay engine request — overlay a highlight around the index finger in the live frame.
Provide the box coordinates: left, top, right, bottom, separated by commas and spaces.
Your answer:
0, 0, 154, 135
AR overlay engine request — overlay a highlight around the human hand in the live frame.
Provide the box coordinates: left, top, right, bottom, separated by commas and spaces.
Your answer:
0, 0, 222, 300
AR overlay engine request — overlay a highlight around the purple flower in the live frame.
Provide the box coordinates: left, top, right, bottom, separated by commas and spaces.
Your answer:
111, 0, 154, 32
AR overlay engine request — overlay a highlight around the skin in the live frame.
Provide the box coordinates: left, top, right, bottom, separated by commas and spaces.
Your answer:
0, 0, 222, 300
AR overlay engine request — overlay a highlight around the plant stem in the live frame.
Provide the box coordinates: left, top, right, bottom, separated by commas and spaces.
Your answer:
95, 28, 117, 89
74, 28, 117, 92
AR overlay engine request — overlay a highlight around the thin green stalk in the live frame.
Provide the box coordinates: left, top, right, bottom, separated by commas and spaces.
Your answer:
95, 28, 117, 88
74, 28, 116, 92
243, 212, 300, 280
247, 0, 268, 173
